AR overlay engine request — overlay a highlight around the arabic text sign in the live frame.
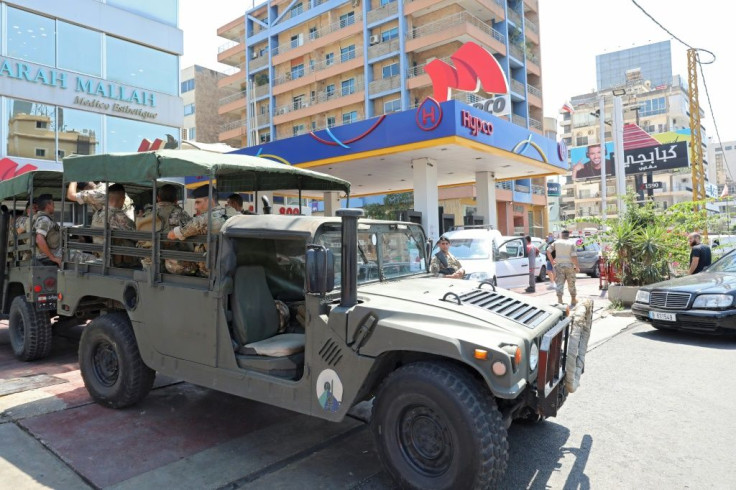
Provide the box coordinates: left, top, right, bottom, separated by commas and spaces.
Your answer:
622, 141, 688, 174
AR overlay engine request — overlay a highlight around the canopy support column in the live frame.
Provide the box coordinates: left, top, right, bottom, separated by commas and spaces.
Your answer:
412, 158, 439, 240
323, 191, 341, 216
475, 171, 498, 229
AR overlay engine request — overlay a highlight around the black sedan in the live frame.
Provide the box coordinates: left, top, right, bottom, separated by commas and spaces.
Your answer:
632, 250, 736, 334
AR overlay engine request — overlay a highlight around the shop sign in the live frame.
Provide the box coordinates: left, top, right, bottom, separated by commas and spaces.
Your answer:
547, 182, 561, 196
460, 110, 493, 137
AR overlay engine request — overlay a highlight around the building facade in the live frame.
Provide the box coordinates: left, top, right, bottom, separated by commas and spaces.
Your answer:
709, 139, 736, 192
0, 0, 183, 175
596, 40, 672, 92
181, 65, 234, 144
216, 0, 553, 236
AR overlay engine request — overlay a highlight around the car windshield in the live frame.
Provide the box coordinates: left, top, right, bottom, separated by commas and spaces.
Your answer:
445, 238, 492, 259
316, 222, 427, 287
704, 250, 736, 273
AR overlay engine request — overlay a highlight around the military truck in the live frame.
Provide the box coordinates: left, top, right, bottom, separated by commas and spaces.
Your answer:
60, 150, 588, 488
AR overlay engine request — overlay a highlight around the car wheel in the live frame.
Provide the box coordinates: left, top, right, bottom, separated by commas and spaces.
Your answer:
8, 296, 52, 361
79, 312, 155, 408
537, 265, 546, 282
590, 260, 600, 278
371, 361, 508, 489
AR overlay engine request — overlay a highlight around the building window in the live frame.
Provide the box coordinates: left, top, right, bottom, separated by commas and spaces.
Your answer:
35, 148, 46, 157
58, 21, 102, 77
36, 121, 48, 129
340, 45, 356, 62
309, 27, 318, 40
726, 146, 733, 151
382, 62, 400, 78
311, 121, 317, 130
290, 34, 304, 49
6, 8, 56, 67
260, 133, 271, 143
576, 136, 588, 146
327, 116, 336, 128
380, 0, 396, 5
325, 53, 335, 66
381, 27, 399, 42
184, 103, 195, 116
105, 116, 178, 153
290, 2, 303, 18
384, 99, 401, 114
107, 36, 178, 95
341, 78, 355, 96
188, 127, 196, 140
339, 12, 355, 28
639, 97, 666, 117
342, 111, 358, 125
181, 79, 195, 93
57, 150, 65, 159
293, 95, 304, 110
293, 124, 305, 136
291, 64, 305, 80
326, 84, 335, 98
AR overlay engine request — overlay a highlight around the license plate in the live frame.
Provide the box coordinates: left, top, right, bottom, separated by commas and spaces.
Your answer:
649, 311, 676, 322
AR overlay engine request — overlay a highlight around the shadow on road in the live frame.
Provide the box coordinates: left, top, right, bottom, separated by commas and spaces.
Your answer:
503, 421, 592, 489
634, 328, 736, 350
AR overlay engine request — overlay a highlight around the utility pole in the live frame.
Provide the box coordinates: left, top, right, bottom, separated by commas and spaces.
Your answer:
599, 96, 607, 222
613, 95, 627, 217
687, 49, 707, 207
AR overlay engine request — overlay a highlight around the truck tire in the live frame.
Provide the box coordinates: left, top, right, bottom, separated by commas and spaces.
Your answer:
371, 361, 508, 489
8, 296, 52, 361
79, 312, 155, 408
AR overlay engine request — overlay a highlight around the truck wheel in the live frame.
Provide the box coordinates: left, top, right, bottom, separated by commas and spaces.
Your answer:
371, 361, 508, 489
8, 296, 52, 361
79, 312, 155, 408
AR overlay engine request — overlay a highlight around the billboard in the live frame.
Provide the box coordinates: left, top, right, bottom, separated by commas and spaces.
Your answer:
571, 141, 689, 181
547, 182, 561, 196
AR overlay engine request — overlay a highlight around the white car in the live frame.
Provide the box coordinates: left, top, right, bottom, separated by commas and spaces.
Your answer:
431, 228, 544, 289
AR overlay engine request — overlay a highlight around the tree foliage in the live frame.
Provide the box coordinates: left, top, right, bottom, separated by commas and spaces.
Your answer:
362, 192, 414, 220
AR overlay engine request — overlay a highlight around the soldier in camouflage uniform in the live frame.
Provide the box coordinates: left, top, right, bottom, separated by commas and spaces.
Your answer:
546, 229, 580, 306
166, 185, 228, 277
15, 201, 35, 261
32, 195, 62, 266
66, 181, 135, 238
136, 184, 192, 269
430, 236, 465, 279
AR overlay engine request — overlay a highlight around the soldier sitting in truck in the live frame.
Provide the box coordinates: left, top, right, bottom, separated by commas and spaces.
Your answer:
66, 181, 135, 233
136, 184, 192, 269
15, 200, 36, 261
166, 185, 228, 276
32, 194, 62, 267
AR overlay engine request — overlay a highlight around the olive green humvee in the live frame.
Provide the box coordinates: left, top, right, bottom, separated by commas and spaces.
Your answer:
59, 150, 582, 489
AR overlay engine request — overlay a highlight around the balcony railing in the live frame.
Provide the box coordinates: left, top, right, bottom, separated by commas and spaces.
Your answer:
220, 118, 246, 133
219, 90, 247, 106
496, 181, 513, 190
527, 83, 542, 98
369, 75, 400, 93
507, 8, 522, 25
273, 53, 361, 86
515, 184, 531, 193
510, 79, 525, 94
509, 43, 524, 60
254, 84, 270, 98
526, 19, 538, 33
272, 12, 363, 56
274, 79, 364, 115
531, 184, 546, 195
408, 11, 505, 44
512, 113, 526, 127
529, 117, 542, 130
407, 56, 451, 78
367, 0, 399, 24
250, 54, 269, 70
218, 39, 240, 53
368, 38, 400, 59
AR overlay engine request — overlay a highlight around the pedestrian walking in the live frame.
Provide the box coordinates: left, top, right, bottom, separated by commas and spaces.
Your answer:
524, 235, 538, 293
688, 232, 712, 274
547, 229, 580, 305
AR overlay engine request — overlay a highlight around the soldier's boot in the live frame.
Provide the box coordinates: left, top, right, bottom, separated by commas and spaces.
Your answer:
570, 295, 578, 307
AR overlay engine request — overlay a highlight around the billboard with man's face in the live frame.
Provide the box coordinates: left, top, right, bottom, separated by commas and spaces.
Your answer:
571, 142, 615, 181
571, 141, 689, 181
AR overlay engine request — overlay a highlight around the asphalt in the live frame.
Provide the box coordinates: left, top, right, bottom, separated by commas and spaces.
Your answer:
0, 275, 630, 489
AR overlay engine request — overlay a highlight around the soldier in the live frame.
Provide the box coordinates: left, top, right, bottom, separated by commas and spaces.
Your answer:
32, 194, 62, 266
66, 181, 135, 231
430, 235, 465, 279
136, 184, 192, 269
166, 185, 228, 276
15, 200, 36, 261
226, 193, 245, 214
547, 229, 580, 306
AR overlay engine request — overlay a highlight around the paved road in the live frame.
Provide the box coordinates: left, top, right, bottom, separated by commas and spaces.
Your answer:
2, 277, 734, 489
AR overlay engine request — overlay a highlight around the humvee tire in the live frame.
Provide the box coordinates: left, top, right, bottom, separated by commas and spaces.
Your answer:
9, 296, 52, 361
371, 361, 508, 489
79, 312, 155, 408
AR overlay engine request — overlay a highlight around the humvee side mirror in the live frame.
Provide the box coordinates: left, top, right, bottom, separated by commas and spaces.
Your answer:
306, 244, 334, 295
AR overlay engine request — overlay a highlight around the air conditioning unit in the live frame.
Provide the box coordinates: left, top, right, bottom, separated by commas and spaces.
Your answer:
369, 35, 380, 45
278, 107, 286, 115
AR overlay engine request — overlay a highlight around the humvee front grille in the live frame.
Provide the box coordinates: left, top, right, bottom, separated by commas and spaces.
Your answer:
457, 290, 552, 328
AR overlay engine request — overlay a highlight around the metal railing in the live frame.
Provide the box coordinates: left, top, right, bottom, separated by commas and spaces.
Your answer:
407, 56, 451, 78
526, 19, 538, 33
515, 184, 531, 193
368, 38, 400, 59
367, 0, 399, 24
369, 75, 400, 94
496, 181, 513, 190
219, 90, 247, 106
218, 39, 239, 53
273, 52, 361, 86
250, 55, 268, 70
529, 117, 543, 130
274, 79, 364, 116
507, 8, 522, 25
527, 84, 542, 98
408, 11, 505, 44
272, 11, 363, 56
220, 118, 247, 132
512, 113, 526, 127
509, 43, 524, 60
510, 78, 525, 94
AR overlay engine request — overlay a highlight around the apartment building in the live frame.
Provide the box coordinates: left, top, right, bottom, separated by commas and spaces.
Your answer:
181, 65, 234, 144
215, 0, 554, 236
0, 0, 182, 174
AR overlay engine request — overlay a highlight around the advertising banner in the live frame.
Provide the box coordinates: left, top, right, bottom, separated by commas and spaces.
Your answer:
571, 141, 689, 181
547, 182, 561, 196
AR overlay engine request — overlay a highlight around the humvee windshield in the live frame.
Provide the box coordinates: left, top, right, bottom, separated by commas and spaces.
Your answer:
315, 222, 427, 287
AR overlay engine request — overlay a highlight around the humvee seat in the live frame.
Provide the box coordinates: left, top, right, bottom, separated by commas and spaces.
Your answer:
231, 266, 305, 377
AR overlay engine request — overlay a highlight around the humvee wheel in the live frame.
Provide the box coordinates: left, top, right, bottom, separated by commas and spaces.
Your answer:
79, 312, 155, 408
371, 361, 508, 489
9, 296, 52, 361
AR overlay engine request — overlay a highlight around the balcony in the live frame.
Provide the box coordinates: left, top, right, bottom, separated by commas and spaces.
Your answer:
510, 78, 525, 96
367, 0, 399, 24
218, 89, 247, 115
368, 38, 401, 59
273, 53, 361, 87
529, 117, 542, 131
218, 118, 247, 143
218, 39, 239, 53
369, 74, 401, 94
509, 43, 524, 61
512, 113, 526, 127
272, 12, 363, 60
250, 54, 269, 71
406, 11, 505, 55
525, 18, 538, 34
253, 84, 270, 99
507, 8, 522, 26
527, 84, 542, 99
273, 79, 365, 123
524, 0, 538, 11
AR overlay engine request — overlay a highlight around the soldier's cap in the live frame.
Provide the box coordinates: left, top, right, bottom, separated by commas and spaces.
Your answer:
192, 185, 216, 199
438, 235, 451, 243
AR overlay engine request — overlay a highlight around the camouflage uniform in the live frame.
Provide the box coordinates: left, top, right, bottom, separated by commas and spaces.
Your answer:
15, 215, 31, 260
137, 202, 192, 269
74, 184, 135, 236
549, 238, 578, 303
32, 212, 61, 261
167, 205, 228, 276
430, 251, 463, 276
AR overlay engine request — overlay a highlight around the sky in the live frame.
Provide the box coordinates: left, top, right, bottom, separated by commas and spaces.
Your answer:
179, 0, 736, 143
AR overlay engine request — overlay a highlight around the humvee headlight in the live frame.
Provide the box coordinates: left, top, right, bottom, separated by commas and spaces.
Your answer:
529, 343, 539, 371
635, 290, 650, 304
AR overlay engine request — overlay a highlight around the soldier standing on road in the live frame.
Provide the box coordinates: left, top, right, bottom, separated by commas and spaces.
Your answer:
547, 229, 580, 305
525, 235, 538, 293
430, 235, 465, 279
166, 185, 228, 277
688, 232, 712, 274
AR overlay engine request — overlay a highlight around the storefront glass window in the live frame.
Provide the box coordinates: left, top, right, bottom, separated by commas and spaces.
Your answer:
6, 7, 55, 66
106, 37, 178, 95
58, 21, 102, 77
107, 0, 178, 27
7, 99, 56, 161
57, 108, 102, 156
106, 116, 178, 153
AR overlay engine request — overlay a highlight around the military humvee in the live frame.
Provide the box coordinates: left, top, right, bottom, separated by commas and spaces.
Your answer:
60, 150, 587, 488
